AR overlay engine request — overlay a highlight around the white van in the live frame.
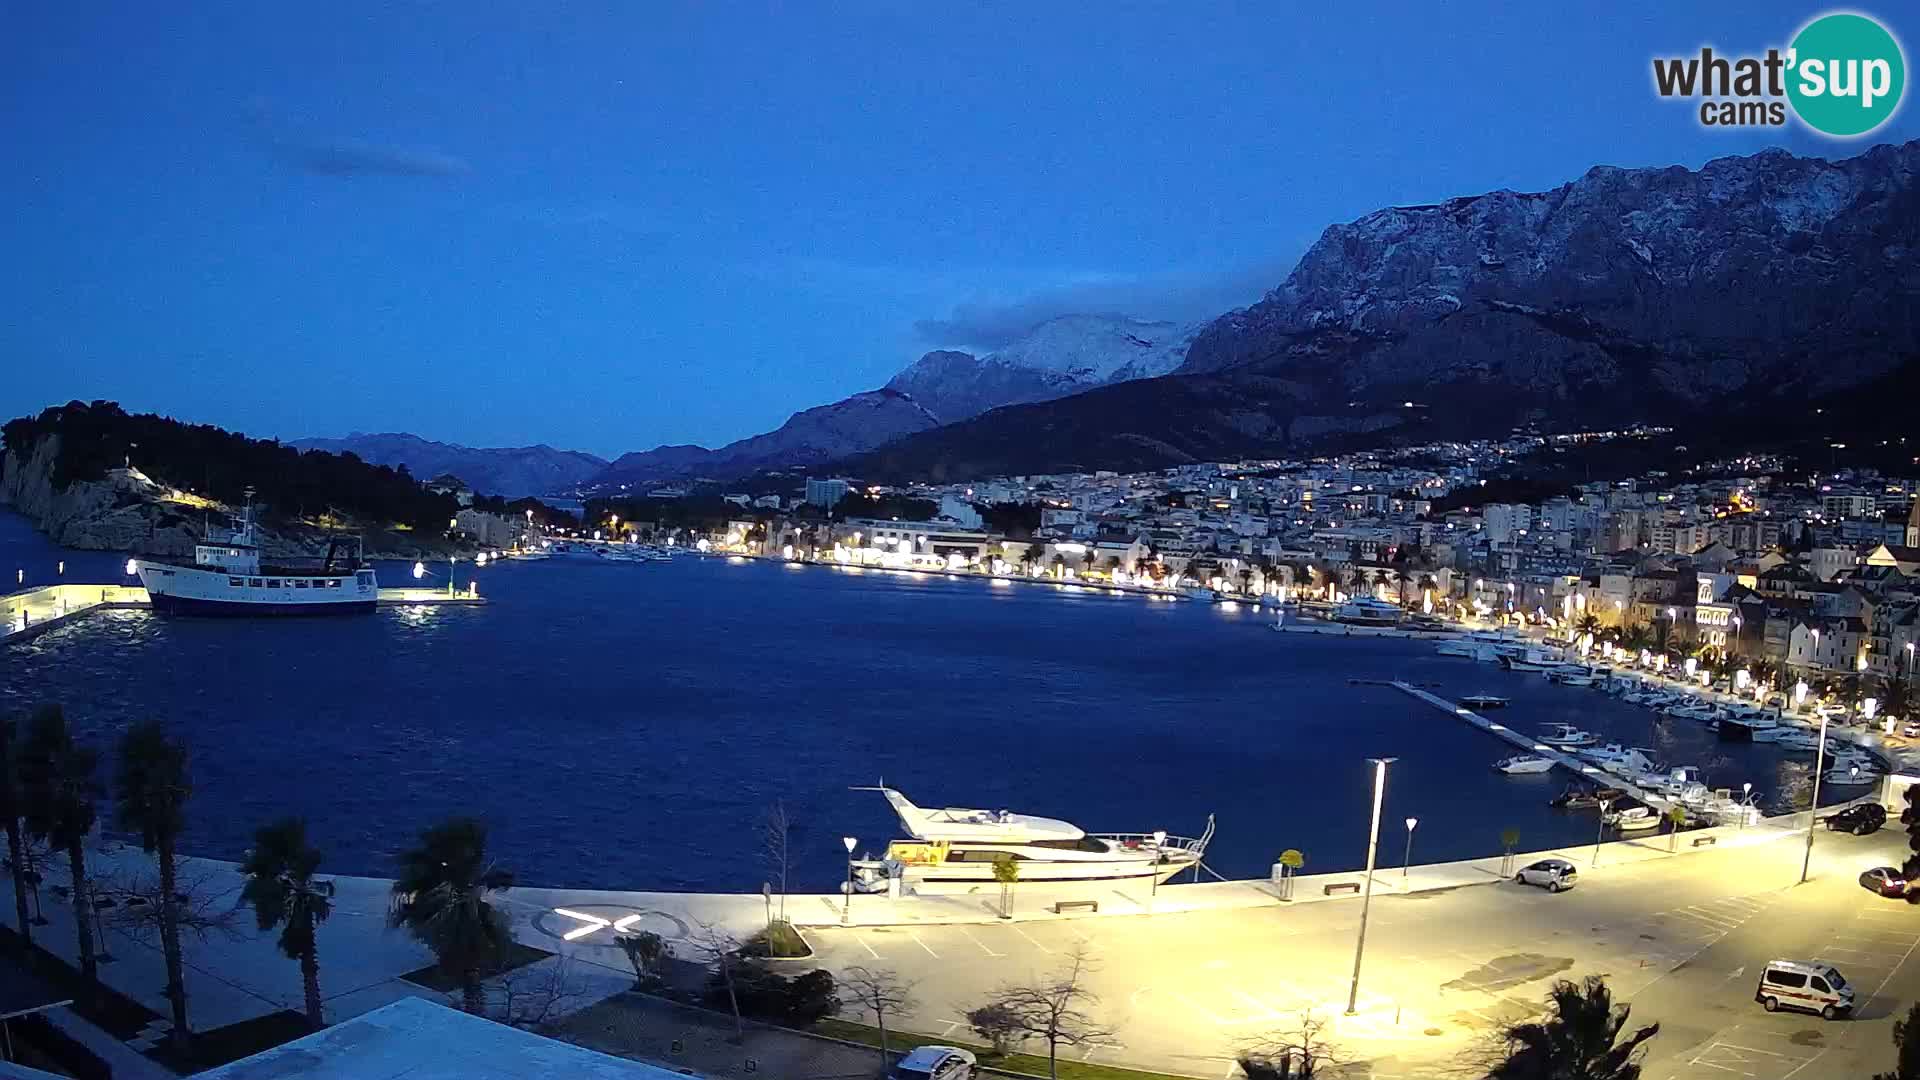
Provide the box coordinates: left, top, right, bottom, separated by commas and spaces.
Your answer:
1755, 959, 1854, 1019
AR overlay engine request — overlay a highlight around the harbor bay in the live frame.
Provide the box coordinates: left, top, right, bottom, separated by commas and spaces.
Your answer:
1, 510, 1818, 894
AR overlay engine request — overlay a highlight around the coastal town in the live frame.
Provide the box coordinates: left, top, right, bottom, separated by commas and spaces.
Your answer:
459, 429, 1920, 714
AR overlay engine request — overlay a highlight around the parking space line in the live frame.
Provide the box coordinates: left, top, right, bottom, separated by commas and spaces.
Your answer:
907, 930, 940, 959
1171, 991, 1229, 1024
1780, 1048, 1830, 1079
1682, 906, 1742, 929
852, 933, 881, 959
959, 928, 1004, 957
1011, 925, 1054, 954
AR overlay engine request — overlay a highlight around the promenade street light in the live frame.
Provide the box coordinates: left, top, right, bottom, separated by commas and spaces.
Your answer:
1402, 817, 1419, 882
1150, 829, 1167, 911
1345, 756, 1395, 1016
1593, 797, 1613, 867
1801, 711, 1833, 885
1741, 782, 1753, 829
842, 836, 858, 925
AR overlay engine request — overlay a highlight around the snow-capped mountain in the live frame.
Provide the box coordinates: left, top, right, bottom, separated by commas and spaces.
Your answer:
886, 314, 1200, 424
845, 139, 1920, 480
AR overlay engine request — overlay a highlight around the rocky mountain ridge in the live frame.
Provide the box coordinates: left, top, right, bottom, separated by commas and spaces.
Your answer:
289, 432, 607, 497
849, 140, 1920, 480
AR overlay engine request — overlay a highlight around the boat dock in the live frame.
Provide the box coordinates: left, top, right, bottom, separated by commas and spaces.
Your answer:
3, 582, 484, 644
1389, 680, 1656, 801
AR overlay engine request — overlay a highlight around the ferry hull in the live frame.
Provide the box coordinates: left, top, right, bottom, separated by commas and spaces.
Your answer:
147, 592, 377, 616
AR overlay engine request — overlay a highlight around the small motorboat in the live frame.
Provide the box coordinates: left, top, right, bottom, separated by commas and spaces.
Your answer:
1494, 754, 1556, 775
1538, 723, 1600, 748
1550, 785, 1626, 810
1462, 693, 1511, 709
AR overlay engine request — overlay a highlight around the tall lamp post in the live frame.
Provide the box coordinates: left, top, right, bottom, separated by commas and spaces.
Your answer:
1150, 829, 1167, 911
1741, 782, 1753, 829
1593, 798, 1613, 867
1345, 757, 1395, 1016
841, 836, 858, 925
1800, 711, 1832, 885
1402, 817, 1419, 882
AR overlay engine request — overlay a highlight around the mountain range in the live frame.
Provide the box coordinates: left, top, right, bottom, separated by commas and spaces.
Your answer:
304, 139, 1920, 491
287, 432, 607, 497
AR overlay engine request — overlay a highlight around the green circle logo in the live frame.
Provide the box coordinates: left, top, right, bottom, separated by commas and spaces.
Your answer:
1787, 13, 1906, 137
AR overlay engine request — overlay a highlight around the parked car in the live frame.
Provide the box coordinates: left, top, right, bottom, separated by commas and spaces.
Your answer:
890, 1046, 976, 1080
1903, 721, 1920, 739
1515, 858, 1579, 892
1859, 866, 1908, 898
1756, 959, 1854, 1019
1826, 804, 1888, 835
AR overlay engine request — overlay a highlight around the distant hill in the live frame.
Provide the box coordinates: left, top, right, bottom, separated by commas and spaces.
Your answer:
589, 314, 1194, 490
290, 432, 606, 497
847, 139, 1920, 481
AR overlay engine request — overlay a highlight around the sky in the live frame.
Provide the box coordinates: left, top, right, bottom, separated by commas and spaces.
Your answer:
2, 3, 1914, 458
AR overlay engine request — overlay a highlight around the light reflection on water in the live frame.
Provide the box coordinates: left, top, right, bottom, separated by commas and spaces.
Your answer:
1, 513, 1836, 891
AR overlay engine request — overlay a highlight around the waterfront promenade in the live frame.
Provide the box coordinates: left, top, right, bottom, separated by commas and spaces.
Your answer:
5, 801, 1898, 1078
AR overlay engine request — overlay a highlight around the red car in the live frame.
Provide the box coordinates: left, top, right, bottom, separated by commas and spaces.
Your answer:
1860, 867, 1907, 897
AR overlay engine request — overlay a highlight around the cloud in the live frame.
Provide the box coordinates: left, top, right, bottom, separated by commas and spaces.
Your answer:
244, 99, 469, 178
277, 136, 470, 178
913, 259, 1299, 350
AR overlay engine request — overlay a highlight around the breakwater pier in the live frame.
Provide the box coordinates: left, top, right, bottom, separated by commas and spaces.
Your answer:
2, 582, 485, 644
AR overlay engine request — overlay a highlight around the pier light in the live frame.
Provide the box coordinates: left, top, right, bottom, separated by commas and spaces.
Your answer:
412, 562, 425, 580
125, 558, 137, 577
1402, 817, 1419, 882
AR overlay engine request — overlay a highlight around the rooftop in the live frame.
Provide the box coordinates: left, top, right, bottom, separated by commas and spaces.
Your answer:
195, 998, 690, 1080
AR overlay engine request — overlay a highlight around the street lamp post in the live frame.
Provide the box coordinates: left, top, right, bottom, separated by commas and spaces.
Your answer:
1345, 757, 1395, 1016
1800, 712, 1832, 885
841, 836, 858, 925
1741, 782, 1753, 829
1150, 829, 1167, 911
1402, 817, 1419, 882
1593, 798, 1613, 867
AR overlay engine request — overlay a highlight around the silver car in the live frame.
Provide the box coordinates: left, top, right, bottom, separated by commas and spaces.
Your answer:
890, 1046, 976, 1080
1516, 858, 1579, 892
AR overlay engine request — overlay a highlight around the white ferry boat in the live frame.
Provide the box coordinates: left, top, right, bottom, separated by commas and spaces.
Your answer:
134, 494, 376, 616
850, 787, 1212, 892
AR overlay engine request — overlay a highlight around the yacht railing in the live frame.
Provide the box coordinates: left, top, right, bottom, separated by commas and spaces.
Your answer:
1096, 814, 1216, 858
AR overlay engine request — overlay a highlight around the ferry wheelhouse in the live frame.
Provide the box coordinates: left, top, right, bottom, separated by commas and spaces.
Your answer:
134, 495, 376, 616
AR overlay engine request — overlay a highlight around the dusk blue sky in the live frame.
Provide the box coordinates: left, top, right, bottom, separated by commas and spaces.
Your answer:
4, 3, 1913, 457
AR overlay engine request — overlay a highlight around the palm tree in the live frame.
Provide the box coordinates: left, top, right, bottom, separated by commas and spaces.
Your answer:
1575, 613, 1603, 639
240, 818, 335, 1028
116, 721, 193, 1046
18, 704, 102, 983
0, 713, 32, 956
1491, 975, 1659, 1080
388, 818, 515, 1014
1621, 623, 1653, 653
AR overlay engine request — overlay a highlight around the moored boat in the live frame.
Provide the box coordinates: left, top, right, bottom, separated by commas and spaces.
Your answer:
134, 492, 376, 616
1494, 755, 1556, 775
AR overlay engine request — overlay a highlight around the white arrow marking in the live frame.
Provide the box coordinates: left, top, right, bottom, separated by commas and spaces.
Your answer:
554, 908, 612, 941
1724, 965, 1745, 981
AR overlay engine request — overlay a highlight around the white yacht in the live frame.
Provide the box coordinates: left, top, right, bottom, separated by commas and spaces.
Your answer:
1493, 755, 1556, 775
134, 493, 376, 616
1331, 597, 1402, 626
850, 787, 1212, 891
1500, 647, 1560, 672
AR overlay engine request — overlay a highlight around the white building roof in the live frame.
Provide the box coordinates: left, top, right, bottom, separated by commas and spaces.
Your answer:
196, 998, 690, 1080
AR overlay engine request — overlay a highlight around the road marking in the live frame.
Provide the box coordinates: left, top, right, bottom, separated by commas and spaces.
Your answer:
1011, 925, 1054, 954
960, 928, 1005, 957
1171, 991, 1229, 1025
853, 933, 881, 959
1779, 1048, 1830, 1079
1680, 906, 1741, 930
1228, 988, 1284, 1023
907, 930, 940, 959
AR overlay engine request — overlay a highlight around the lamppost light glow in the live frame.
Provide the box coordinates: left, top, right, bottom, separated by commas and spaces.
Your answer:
842, 836, 857, 853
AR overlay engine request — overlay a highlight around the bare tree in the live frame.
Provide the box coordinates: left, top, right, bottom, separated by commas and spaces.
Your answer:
688, 919, 746, 1041
983, 945, 1114, 1079
97, 857, 241, 946
463, 954, 589, 1030
615, 930, 669, 989
1239, 1011, 1345, 1079
842, 965, 917, 1065
763, 800, 796, 924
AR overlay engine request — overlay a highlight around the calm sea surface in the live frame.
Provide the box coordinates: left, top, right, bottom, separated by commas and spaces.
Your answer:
1, 511, 1824, 891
